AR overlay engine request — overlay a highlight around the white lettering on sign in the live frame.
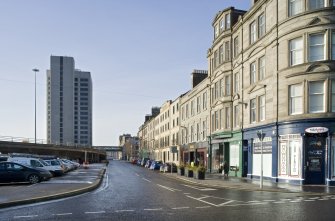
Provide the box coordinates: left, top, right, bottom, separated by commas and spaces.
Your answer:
305, 127, 328, 134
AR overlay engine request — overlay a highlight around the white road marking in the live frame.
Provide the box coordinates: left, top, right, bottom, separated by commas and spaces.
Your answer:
290, 201, 301, 203
186, 195, 218, 207
142, 178, 151, 182
85, 211, 106, 214
14, 215, 38, 218
172, 207, 190, 210
304, 200, 315, 202
184, 193, 191, 195
182, 184, 216, 191
52, 213, 73, 216
135, 173, 140, 176
157, 184, 181, 192
273, 201, 286, 204
318, 198, 329, 201
263, 200, 276, 202
217, 200, 235, 206
309, 197, 320, 200
247, 201, 261, 203
198, 196, 210, 200
195, 206, 211, 209
115, 210, 135, 212
144, 208, 163, 211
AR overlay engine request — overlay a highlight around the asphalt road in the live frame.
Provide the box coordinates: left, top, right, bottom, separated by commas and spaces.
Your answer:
0, 160, 335, 221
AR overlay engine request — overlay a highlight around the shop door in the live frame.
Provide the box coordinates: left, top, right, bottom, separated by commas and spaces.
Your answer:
304, 134, 326, 185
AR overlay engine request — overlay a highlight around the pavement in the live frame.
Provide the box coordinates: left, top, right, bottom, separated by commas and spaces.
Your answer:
162, 171, 335, 195
1, 162, 335, 209
0, 163, 106, 209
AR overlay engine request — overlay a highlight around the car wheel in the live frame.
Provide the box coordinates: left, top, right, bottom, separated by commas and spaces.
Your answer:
28, 174, 40, 184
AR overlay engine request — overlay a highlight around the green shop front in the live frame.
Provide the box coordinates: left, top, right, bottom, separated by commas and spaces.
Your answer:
209, 130, 245, 177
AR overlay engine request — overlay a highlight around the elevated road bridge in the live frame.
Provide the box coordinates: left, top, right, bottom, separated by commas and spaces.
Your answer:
0, 141, 106, 163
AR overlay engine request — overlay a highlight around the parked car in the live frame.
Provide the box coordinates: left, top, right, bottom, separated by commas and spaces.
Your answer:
0, 162, 52, 184
0, 154, 8, 162
141, 158, 150, 167
145, 160, 152, 168
150, 160, 163, 170
7, 156, 63, 176
44, 159, 65, 176
61, 159, 76, 171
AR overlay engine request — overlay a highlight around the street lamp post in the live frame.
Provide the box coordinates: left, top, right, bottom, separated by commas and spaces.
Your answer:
257, 130, 265, 189
32, 68, 39, 144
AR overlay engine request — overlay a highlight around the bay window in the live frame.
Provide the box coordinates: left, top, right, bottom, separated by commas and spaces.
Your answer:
259, 95, 266, 121
234, 72, 239, 94
290, 37, 303, 66
250, 21, 257, 44
250, 62, 256, 84
225, 107, 231, 129
259, 56, 265, 80
250, 98, 256, 123
309, 81, 325, 113
258, 13, 265, 38
234, 36, 239, 58
289, 84, 303, 115
234, 105, 240, 128
309, 0, 324, 10
225, 75, 231, 96
225, 13, 231, 29
309, 33, 325, 62
289, 0, 303, 16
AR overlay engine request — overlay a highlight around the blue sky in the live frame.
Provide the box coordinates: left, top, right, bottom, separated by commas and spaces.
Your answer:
0, 0, 250, 146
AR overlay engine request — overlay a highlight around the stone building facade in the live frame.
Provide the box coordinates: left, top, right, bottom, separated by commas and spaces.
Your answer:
138, 0, 335, 186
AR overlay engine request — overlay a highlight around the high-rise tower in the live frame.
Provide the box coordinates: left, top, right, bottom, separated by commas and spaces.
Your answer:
47, 56, 92, 146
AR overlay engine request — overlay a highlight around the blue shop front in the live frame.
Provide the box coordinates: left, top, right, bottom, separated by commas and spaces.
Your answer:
244, 119, 335, 186
278, 119, 335, 186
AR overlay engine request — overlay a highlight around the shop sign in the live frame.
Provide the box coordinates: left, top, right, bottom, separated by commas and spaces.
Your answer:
305, 127, 328, 134
253, 137, 272, 154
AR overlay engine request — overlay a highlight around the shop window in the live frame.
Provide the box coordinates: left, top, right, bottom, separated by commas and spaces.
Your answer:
279, 134, 302, 177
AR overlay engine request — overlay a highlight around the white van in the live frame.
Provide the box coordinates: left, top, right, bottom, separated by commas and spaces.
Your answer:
7, 157, 63, 176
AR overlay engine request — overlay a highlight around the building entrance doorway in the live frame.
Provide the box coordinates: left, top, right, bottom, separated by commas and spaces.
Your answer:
304, 132, 327, 185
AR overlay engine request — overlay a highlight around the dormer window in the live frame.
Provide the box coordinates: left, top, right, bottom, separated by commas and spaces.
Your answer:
220, 18, 225, 32
225, 13, 231, 29
214, 24, 219, 38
